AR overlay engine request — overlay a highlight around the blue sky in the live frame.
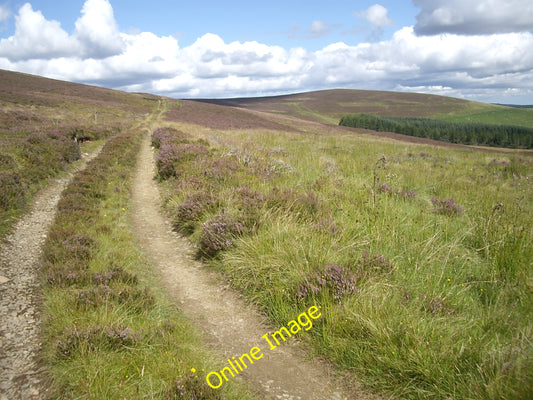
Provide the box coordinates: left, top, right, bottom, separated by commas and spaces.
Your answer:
1, 1, 417, 49
0, 0, 532, 103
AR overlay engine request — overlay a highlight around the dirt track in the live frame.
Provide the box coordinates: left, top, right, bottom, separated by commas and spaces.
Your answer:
129, 131, 376, 400
0, 148, 101, 400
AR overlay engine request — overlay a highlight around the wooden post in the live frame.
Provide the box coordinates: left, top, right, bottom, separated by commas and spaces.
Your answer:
94, 110, 98, 124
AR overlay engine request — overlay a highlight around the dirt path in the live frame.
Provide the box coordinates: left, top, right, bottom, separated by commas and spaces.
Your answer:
0, 148, 102, 400
130, 131, 375, 400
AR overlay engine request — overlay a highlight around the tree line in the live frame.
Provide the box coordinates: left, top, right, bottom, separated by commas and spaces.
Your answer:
339, 114, 533, 149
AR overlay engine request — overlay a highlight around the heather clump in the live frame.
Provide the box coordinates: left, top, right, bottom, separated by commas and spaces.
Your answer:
57, 325, 141, 358
378, 183, 417, 200
198, 213, 246, 258
164, 372, 224, 400
266, 188, 321, 219
174, 191, 219, 234
156, 144, 180, 179
0, 171, 26, 210
431, 197, 463, 216
231, 187, 266, 230
203, 156, 242, 181
156, 143, 209, 180
42, 230, 95, 266
313, 218, 340, 236
297, 264, 359, 303
152, 127, 190, 148
75, 284, 154, 311
21, 132, 81, 179
422, 295, 455, 316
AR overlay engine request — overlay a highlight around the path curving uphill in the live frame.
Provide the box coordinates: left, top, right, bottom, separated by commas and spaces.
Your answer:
0, 148, 102, 400
130, 131, 377, 400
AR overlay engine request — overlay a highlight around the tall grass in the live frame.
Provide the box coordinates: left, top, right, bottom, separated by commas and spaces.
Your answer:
40, 129, 254, 399
155, 124, 533, 400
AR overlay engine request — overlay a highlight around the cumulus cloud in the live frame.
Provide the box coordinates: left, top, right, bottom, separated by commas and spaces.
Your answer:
308, 21, 331, 38
0, 0, 532, 102
74, 0, 124, 58
356, 4, 394, 41
360, 4, 394, 27
0, 4, 77, 60
414, 0, 533, 35
0, 0, 123, 61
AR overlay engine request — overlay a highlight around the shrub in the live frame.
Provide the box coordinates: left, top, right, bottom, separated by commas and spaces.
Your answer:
297, 263, 359, 302
152, 127, 190, 149
198, 213, 245, 258
431, 197, 463, 216
156, 144, 180, 179
164, 372, 224, 400
174, 191, 219, 234
43, 231, 95, 266
231, 187, 265, 230
57, 325, 141, 358
0, 171, 26, 210
75, 285, 154, 311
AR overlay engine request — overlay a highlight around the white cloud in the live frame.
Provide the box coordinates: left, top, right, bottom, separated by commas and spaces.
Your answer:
74, 0, 124, 58
308, 21, 331, 38
360, 4, 394, 27
414, 0, 533, 35
0, 3, 77, 60
356, 4, 394, 41
0, 0, 123, 61
0, 1, 532, 102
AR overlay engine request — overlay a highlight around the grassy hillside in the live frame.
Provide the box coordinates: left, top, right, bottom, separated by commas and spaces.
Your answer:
197, 89, 533, 128
0, 69, 157, 237
2, 69, 532, 399
160, 93, 533, 399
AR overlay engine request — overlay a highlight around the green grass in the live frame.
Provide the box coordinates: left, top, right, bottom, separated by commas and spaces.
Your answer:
40, 129, 255, 399
155, 124, 533, 400
439, 107, 533, 129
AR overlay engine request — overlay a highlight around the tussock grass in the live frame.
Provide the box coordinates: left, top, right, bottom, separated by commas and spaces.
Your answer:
155, 124, 533, 400
40, 130, 254, 399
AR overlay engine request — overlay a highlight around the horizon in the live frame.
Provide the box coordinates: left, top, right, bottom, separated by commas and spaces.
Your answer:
0, 1, 532, 104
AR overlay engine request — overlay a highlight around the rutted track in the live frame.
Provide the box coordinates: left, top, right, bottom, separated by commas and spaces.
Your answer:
0, 148, 101, 400
130, 131, 376, 400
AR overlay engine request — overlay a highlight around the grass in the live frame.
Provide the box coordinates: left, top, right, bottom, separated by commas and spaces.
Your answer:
3, 69, 532, 399
155, 122, 533, 400
440, 107, 533, 128
0, 69, 156, 239
39, 129, 255, 399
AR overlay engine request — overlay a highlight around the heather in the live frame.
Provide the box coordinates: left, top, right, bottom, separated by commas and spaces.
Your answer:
39, 129, 252, 399
156, 123, 533, 400
0, 69, 154, 238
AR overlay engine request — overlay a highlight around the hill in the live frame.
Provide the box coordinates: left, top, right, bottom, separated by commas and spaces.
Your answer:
194, 89, 533, 128
0, 69, 157, 236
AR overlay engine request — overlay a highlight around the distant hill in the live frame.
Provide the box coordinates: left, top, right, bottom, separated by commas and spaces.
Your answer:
0, 69, 153, 116
193, 89, 512, 124
2, 69, 531, 133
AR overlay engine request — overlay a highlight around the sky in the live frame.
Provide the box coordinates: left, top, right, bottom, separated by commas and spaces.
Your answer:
0, 0, 532, 103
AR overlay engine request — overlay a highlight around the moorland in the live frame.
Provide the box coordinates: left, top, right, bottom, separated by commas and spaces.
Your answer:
0, 69, 532, 400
